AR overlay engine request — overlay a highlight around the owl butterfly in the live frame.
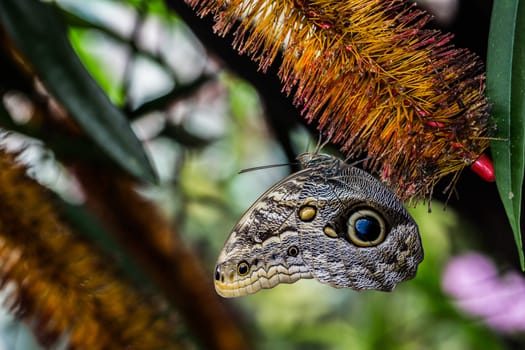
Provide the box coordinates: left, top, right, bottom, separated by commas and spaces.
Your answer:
214, 153, 424, 298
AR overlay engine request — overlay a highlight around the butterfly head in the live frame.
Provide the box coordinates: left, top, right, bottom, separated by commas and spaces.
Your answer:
296, 152, 342, 169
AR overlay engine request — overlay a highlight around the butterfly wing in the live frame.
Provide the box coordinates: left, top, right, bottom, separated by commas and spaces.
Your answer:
296, 164, 423, 291
214, 168, 315, 297
214, 153, 424, 297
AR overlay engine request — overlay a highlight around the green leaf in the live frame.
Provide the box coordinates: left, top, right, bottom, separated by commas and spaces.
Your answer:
487, 0, 525, 269
0, 0, 157, 183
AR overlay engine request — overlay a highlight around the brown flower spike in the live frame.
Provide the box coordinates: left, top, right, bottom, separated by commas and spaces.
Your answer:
189, 0, 491, 200
0, 149, 180, 350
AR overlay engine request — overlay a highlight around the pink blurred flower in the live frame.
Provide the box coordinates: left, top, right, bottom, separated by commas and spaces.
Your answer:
442, 252, 525, 333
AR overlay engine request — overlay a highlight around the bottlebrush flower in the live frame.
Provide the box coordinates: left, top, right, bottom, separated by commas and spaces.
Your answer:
188, 0, 492, 200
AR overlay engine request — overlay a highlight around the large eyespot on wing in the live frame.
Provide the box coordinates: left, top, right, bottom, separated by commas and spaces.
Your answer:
298, 202, 422, 292
346, 208, 386, 247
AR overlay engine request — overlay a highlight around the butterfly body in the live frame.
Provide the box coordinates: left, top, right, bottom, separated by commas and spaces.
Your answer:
214, 153, 423, 298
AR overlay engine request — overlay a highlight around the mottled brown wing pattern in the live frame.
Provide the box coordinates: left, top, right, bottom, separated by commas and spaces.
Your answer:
214, 153, 423, 297
296, 163, 423, 291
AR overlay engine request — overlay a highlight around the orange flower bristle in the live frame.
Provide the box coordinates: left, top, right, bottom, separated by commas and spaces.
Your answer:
189, 0, 491, 200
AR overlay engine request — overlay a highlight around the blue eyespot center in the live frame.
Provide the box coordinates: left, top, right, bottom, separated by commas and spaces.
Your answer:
346, 208, 386, 247
355, 216, 381, 241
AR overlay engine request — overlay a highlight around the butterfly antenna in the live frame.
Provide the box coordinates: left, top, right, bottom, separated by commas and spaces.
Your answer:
314, 135, 333, 155
313, 134, 323, 154
304, 138, 313, 154
238, 162, 298, 174
346, 156, 372, 167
